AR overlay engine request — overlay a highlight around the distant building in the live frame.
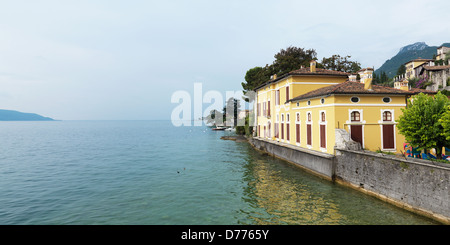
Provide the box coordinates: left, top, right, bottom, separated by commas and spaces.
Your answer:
394, 45, 450, 92
404, 58, 433, 79
436, 45, 450, 60
420, 65, 450, 91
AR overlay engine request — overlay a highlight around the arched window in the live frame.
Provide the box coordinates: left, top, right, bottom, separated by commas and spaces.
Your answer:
321, 112, 326, 122
351, 111, 360, 122
307, 112, 311, 122
383, 111, 392, 121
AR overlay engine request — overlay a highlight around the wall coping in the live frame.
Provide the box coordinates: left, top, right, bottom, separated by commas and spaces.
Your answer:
252, 137, 335, 159
335, 147, 450, 171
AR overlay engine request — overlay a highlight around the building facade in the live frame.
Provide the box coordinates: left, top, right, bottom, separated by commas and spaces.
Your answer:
254, 62, 426, 155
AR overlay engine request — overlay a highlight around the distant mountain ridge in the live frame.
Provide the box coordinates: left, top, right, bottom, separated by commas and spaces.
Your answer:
0, 109, 55, 121
375, 42, 450, 78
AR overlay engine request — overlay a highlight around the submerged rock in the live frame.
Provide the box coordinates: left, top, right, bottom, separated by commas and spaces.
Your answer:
220, 135, 247, 142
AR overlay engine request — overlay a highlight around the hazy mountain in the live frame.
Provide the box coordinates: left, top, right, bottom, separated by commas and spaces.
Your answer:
0, 109, 55, 121
375, 42, 450, 78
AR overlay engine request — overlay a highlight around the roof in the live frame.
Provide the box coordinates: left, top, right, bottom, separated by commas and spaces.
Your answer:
404, 58, 433, 65
288, 81, 435, 102
357, 68, 374, 73
423, 65, 450, 71
254, 67, 350, 91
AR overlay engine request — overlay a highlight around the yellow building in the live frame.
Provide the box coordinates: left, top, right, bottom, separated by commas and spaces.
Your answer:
404, 58, 433, 79
254, 60, 349, 144
255, 62, 428, 155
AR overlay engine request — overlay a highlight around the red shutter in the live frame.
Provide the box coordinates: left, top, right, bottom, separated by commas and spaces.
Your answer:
296, 124, 300, 143
351, 125, 363, 147
383, 125, 395, 149
320, 125, 326, 148
307, 125, 312, 145
286, 123, 290, 141
281, 123, 284, 139
277, 90, 280, 105
286, 86, 289, 102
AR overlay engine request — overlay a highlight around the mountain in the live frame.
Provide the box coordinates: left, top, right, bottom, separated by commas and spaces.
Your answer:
0, 109, 55, 121
375, 42, 450, 78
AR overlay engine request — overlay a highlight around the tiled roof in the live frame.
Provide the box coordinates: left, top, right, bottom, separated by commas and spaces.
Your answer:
288, 67, 350, 76
404, 58, 433, 65
423, 65, 450, 71
408, 87, 438, 94
288, 81, 435, 102
254, 67, 350, 91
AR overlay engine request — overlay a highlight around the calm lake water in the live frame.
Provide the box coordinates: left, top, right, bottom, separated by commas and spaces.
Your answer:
0, 120, 439, 225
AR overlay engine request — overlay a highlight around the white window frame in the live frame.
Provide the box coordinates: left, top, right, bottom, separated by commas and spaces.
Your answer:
346, 109, 365, 149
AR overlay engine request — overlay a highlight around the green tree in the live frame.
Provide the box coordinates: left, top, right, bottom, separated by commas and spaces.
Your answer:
321, 54, 361, 73
242, 66, 268, 94
440, 105, 450, 143
272, 46, 317, 76
398, 92, 449, 159
241, 46, 317, 92
397, 64, 406, 76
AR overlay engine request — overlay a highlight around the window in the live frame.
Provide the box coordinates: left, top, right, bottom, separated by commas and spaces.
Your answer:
286, 86, 290, 102
351, 111, 360, 122
321, 98, 325, 104
307, 112, 311, 122
276, 90, 280, 105
321, 112, 326, 122
351, 97, 360, 103
382, 97, 391, 103
383, 111, 392, 121
296, 113, 300, 122
307, 100, 311, 105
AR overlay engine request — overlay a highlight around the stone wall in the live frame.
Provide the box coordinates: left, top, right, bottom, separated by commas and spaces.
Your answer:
249, 138, 335, 181
334, 148, 450, 224
249, 137, 450, 224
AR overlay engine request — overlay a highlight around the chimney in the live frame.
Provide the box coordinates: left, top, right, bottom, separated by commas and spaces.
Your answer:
358, 68, 373, 90
394, 79, 409, 91
310, 60, 316, 73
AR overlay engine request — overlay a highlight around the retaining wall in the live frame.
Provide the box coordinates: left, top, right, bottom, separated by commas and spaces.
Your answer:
249, 137, 450, 224
335, 148, 450, 224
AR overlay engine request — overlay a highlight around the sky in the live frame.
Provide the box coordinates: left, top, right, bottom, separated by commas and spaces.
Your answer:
0, 0, 449, 120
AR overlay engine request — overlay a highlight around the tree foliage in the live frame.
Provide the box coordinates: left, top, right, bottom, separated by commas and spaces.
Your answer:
373, 71, 390, 85
440, 105, 450, 143
396, 64, 406, 76
242, 46, 362, 92
242, 46, 317, 93
272, 46, 317, 76
320, 54, 361, 74
397, 92, 450, 159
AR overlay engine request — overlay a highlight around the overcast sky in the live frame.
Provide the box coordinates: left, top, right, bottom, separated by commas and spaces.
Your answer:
0, 0, 449, 120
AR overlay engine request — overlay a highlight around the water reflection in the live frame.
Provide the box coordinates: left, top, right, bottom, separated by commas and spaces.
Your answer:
239, 144, 439, 225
